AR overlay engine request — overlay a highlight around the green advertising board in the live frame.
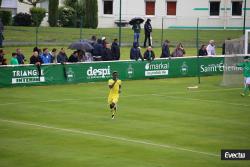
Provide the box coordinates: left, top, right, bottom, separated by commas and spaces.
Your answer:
0, 56, 237, 88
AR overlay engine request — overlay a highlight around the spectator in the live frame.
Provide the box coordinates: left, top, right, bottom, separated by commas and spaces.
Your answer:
77, 50, 86, 62
90, 35, 97, 46
2, 58, 7, 65
30, 51, 43, 65
132, 20, 141, 44
172, 43, 185, 57
0, 18, 4, 48
102, 43, 113, 61
102, 37, 107, 48
144, 46, 155, 61
33, 47, 39, 53
16, 48, 26, 64
10, 53, 19, 65
160, 40, 170, 58
222, 38, 231, 55
50, 48, 57, 63
40, 48, 53, 64
93, 39, 104, 61
111, 38, 120, 60
57, 48, 68, 64
143, 19, 152, 47
206, 40, 216, 55
198, 45, 208, 56
130, 42, 143, 61
85, 52, 93, 62
0, 49, 5, 65
68, 51, 79, 63
33, 47, 42, 57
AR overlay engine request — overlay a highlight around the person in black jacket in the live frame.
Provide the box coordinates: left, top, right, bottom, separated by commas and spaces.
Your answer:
161, 40, 170, 58
102, 43, 113, 61
130, 42, 143, 61
57, 48, 68, 64
30, 51, 43, 65
143, 19, 152, 48
93, 39, 104, 61
30, 51, 43, 78
111, 39, 120, 60
198, 45, 208, 56
68, 51, 79, 63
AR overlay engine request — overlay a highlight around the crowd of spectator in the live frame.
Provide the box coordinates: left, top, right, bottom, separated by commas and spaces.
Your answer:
0, 37, 219, 66
0, 35, 122, 66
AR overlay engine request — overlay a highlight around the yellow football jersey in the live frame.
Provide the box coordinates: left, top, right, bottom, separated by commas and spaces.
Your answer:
108, 79, 121, 96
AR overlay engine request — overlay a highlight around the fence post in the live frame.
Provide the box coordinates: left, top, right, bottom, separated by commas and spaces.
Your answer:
80, 16, 83, 41
119, 0, 122, 46
196, 17, 200, 84
35, 26, 38, 47
161, 17, 164, 46
243, 0, 247, 34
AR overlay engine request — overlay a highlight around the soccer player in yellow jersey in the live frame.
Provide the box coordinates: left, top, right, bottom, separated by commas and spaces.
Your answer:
108, 71, 121, 119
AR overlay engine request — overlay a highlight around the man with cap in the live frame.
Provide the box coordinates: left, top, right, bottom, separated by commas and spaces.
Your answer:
237, 56, 250, 96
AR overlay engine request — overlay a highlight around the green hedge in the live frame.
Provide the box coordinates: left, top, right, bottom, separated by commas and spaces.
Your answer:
0, 10, 12, 25
13, 13, 32, 26
30, 7, 46, 26
58, 6, 76, 27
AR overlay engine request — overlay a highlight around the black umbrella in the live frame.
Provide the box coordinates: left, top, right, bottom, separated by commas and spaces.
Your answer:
129, 17, 144, 25
68, 41, 94, 51
81, 39, 95, 45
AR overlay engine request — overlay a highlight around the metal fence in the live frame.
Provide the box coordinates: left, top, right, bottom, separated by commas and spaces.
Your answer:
3, 16, 243, 49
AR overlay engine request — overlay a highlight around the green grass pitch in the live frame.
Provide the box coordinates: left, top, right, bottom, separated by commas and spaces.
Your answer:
0, 76, 249, 167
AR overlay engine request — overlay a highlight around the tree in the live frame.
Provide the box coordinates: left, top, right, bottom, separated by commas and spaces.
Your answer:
18, 0, 45, 7
63, 0, 85, 27
63, 0, 78, 9
48, 0, 59, 27
58, 6, 76, 27
85, 0, 98, 28
30, 7, 46, 26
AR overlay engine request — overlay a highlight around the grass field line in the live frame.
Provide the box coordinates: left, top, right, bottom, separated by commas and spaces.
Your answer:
174, 87, 241, 94
150, 94, 250, 107
0, 119, 219, 158
0, 87, 242, 106
121, 87, 241, 97
0, 99, 79, 106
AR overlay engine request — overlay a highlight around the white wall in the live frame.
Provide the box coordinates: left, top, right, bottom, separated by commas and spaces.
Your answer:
16, 1, 31, 14
2, 0, 249, 29
97, 0, 250, 29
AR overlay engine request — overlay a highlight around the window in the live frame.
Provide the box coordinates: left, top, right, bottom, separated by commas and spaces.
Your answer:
103, 0, 113, 15
210, 1, 220, 16
145, 1, 155, 15
232, 1, 242, 16
167, 1, 177, 15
